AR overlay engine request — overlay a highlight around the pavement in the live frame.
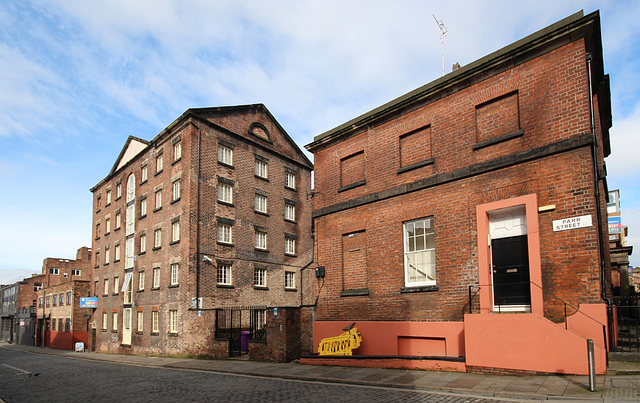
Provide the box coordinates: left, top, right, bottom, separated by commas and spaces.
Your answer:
2, 342, 640, 402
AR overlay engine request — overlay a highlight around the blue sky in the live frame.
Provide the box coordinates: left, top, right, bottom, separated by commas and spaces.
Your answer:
1, 1, 639, 283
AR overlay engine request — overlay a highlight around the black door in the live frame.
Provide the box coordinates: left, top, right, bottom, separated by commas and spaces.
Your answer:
492, 235, 530, 306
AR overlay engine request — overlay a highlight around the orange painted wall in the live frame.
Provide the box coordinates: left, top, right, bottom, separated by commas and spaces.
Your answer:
563, 304, 608, 349
464, 313, 607, 375
313, 321, 465, 357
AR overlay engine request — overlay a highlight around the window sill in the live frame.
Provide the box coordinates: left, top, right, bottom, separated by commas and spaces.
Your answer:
255, 175, 268, 182
111, 330, 118, 333
135, 331, 143, 335
472, 129, 524, 150
340, 288, 370, 297
284, 219, 297, 224
139, 251, 146, 256
152, 246, 161, 251
170, 240, 180, 246
151, 287, 159, 291
216, 284, 234, 289
105, 232, 110, 236
114, 227, 121, 232
168, 284, 179, 288
285, 186, 297, 192
400, 285, 439, 293
136, 289, 144, 293
139, 214, 147, 220
167, 332, 178, 337
155, 170, 163, 176
254, 248, 269, 253
102, 294, 108, 297
170, 198, 180, 204
284, 287, 297, 292
101, 329, 107, 332
140, 180, 147, 186
217, 241, 234, 247
218, 161, 234, 169
338, 179, 366, 193
217, 200, 234, 207
114, 259, 120, 263
397, 158, 435, 174
284, 253, 297, 257
171, 158, 181, 165
153, 207, 162, 213
254, 210, 269, 216
150, 332, 159, 336
103, 263, 109, 266
112, 293, 118, 296
254, 286, 269, 290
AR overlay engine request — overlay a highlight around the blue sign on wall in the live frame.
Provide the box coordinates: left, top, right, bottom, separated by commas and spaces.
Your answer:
80, 297, 98, 308
608, 216, 622, 234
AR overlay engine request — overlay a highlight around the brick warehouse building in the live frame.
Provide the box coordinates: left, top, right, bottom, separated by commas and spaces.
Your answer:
304, 11, 613, 375
90, 104, 314, 357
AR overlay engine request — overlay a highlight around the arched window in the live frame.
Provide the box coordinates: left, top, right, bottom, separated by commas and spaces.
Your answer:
126, 174, 135, 203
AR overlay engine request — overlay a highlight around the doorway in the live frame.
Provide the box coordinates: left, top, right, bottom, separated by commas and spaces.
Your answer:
489, 206, 531, 311
122, 308, 132, 345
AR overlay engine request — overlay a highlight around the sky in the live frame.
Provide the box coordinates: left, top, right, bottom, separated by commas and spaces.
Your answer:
1, 0, 639, 284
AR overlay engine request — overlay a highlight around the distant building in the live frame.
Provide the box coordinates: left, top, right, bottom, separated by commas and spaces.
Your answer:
89, 104, 314, 357
305, 11, 612, 375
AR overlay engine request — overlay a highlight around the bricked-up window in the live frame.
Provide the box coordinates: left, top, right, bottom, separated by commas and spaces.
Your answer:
255, 194, 267, 213
169, 310, 178, 333
285, 201, 296, 222
342, 231, 368, 291
102, 312, 107, 330
103, 278, 109, 295
218, 223, 232, 244
138, 271, 145, 291
153, 268, 160, 288
217, 182, 233, 204
218, 144, 233, 166
170, 263, 179, 285
173, 141, 181, 162
140, 234, 147, 254
155, 190, 162, 210
217, 264, 232, 285
156, 153, 163, 174
285, 171, 296, 190
112, 311, 118, 331
255, 159, 267, 179
340, 151, 365, 188
254, 268, 266, 287
403, 217, 436, 287
285, 271, 295, 289
399, 126, 431, 168
172, 180, 180, 202
140, 198, 147, 217
255, 230, 267, 250
141, 164, 148, 183
137, 311, 144, 332
152, 311, 159, 333
154, 228, 162, 249
475, 92, 520, 144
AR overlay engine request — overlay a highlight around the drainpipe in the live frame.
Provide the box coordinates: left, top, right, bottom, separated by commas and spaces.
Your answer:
586, 54, 613, 350
195, 124, 202, 309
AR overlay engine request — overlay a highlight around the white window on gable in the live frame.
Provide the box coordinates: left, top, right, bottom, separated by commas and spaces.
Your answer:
255, 159, 267, 179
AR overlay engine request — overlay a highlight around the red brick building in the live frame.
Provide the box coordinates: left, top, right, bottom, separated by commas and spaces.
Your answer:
90, 104, 314, 357
305, 11, 613, 375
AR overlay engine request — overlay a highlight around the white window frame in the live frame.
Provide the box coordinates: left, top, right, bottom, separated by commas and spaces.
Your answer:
285, 203, 295, 221
126, 205, 135, 236
106, 189, 112, 205
112, 311, 118, 331
141, 198, 147, 217
141, 165, 148, 183
217, 183, 233, 204
285, 237, 296, 255
172, 180, 180, 201
126, 174, 135, 203
105, 218, 111, 234
140, 234, 146, 254
255, 231, 267, 250
71, 269, 81, 276
105, 246, 110, 264
217, 223, 232, 244
125, 237, 134, 269
49, 267, 59, 275
218, 145, 233, 166
152, 311, 159, 333
155, 190, 162, 210
102, 312, 108, 330
137, 311, 144, 332
170, 263, 179, 285
285, 172, 296, 189
169, 310, 178, 333
255, 194, 267, 213
114, 243, 121, 261
103, 279, 109, 295
113, 276, 119, 294
172, 221, 180, 243
153, 268, 160, 289
154, 229, 162, 248
255, 160, 267, 179
138, 271, 145, 291
115, 212, 121, 230
217, 264, 232, 285
254, 268, 266, 287
173, 141, 181, 161
403, 217, 436, 287
116, 183, 122, 199
156, 154, 163, 173
285, 271, 295, 289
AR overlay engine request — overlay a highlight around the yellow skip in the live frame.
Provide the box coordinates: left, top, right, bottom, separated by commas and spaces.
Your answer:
318, 323, 362, 356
